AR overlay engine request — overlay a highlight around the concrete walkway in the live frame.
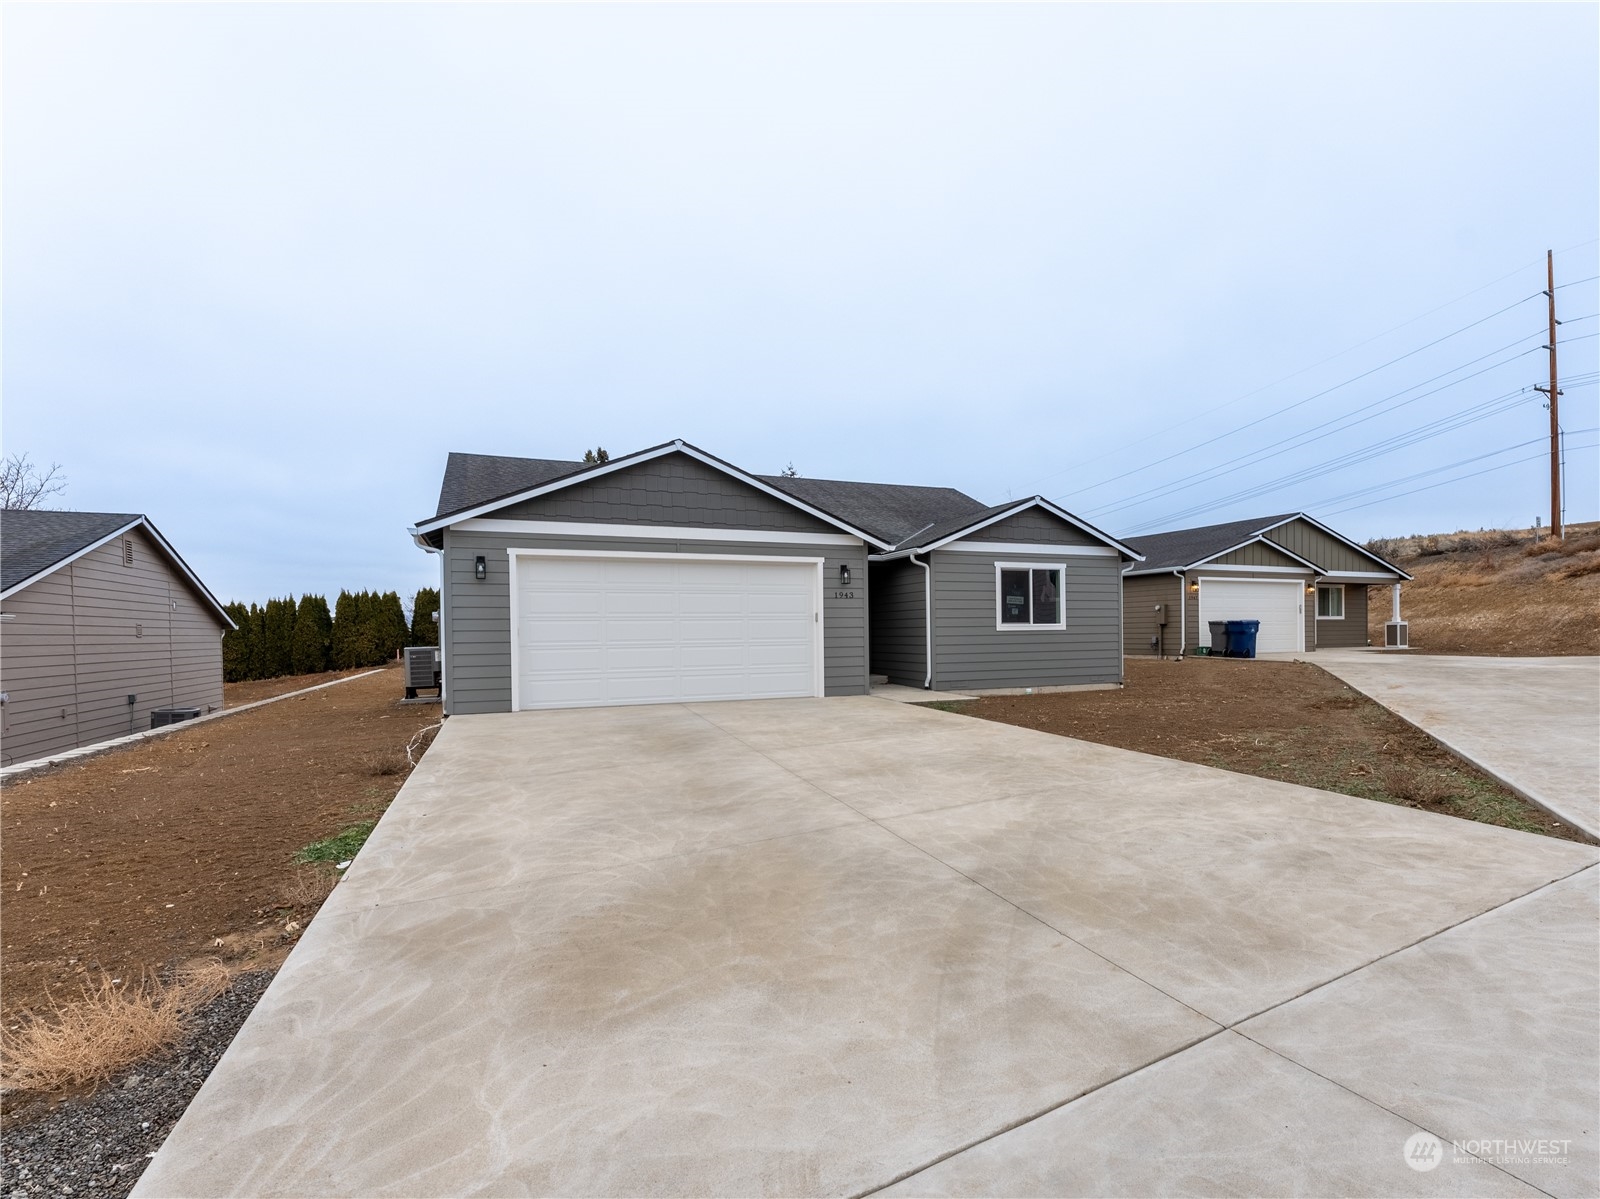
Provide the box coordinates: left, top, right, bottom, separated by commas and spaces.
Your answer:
135, 699, 1599, 1198
1315, 651, 1600, 841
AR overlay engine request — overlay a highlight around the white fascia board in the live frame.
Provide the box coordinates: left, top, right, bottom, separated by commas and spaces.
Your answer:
940, 541, 1119, 557
1184, 563, 1317, 576
1122, 566, 1189, 578
1318, 570, 1407, 581
0, 517, 235, 629
455, 518, 862, 547
414, 440, 892, 549
923, 497, 1143, 559
1265, 513, 1413, 581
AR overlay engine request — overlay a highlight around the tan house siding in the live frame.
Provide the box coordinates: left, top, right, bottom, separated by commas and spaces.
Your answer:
1314, 583, 1370, 648
1122, 573, 1182, 657
1264, 518, 1382, 575
1209, 541, 1307, 569
0, 527, 224, 766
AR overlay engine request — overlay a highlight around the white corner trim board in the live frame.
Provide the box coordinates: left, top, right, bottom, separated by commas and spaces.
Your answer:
457, 518, 862, 547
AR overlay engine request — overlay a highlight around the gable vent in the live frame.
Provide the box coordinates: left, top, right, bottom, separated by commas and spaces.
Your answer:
122, 539, 134, 566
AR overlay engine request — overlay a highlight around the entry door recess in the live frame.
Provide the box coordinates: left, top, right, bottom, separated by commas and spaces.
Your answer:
511, 552, 822, 709
1197, 578, 1305, 653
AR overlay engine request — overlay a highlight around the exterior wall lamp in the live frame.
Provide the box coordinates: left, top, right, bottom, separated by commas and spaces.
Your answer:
474, 555, 487, 581
1188, 580, 1198, 593
839, 563, 852, 587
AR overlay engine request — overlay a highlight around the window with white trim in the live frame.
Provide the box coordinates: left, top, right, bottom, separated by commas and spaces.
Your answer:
996, 564, 1066, 629
1316, 584, 1344, 619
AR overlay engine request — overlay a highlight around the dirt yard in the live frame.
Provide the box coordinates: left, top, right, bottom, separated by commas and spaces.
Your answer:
941, 657, 1589, 843
1366, 522, 1600, 656
1, 666, 440, 1021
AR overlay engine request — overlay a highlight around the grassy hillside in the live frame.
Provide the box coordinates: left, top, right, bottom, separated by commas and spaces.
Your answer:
1363, 522, 1600, 656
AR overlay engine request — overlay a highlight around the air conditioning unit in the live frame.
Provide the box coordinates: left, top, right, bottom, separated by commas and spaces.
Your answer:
404, 645, 442, 698
150, 706, 202, 729
1384, 621, 1409, 649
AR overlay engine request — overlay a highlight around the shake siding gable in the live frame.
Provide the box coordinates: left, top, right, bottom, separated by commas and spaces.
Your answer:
492, 454, 838, 534
968, 508, 1101, 546
0, 526, 225, 765
1209, 541, 1305, 569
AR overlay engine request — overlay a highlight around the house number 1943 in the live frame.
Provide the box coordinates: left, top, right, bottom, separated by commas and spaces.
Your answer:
831, 590, 855, 599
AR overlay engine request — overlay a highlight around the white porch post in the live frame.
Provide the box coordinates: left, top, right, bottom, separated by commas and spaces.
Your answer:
1391, 583, 1402, 622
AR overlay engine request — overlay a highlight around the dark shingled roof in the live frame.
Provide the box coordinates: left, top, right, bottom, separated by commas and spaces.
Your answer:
2, 509, 141, 592
1122, 514, 1299, 572
422, 445, 1134, 556
435, 453, 585, 518
755, 475, 988, 547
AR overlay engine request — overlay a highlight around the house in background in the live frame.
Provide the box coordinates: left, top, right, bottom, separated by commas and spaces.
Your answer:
0, 510, 234, 766
409, 440, 1140, 715
1120, 513, 1411, 658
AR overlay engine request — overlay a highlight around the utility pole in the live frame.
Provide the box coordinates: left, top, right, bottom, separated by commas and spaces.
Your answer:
1534, 250, 1563, 538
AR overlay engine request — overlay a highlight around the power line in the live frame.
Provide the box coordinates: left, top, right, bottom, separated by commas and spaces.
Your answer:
1085, 335, 1548, 520
1308, 436, 1560, 509
1053, 293, 1544, 503
1023, 265, 1556, 496
1323, 440, 1599, 517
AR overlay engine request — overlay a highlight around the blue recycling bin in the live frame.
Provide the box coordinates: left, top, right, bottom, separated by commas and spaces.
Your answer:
1225, 619, 1261, 659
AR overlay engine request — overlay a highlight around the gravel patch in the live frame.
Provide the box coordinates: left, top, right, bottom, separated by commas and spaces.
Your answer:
3, 970, 273, 1199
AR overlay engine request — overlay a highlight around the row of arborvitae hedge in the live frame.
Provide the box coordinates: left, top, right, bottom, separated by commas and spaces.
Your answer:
222, 587, 439, 682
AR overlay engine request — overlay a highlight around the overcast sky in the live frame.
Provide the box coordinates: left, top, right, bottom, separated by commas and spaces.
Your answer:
5, 4, 1596, 604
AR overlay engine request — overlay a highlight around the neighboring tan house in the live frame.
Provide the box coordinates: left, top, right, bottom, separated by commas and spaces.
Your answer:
1120, 513, 1411, 658
0, 510, 234, 766
409, 440, 1141, 714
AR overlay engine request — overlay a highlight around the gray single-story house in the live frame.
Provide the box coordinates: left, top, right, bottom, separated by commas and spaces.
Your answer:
409, 440, 1142, 714
1120, 512, 1412, 657
0, 510, 234, 766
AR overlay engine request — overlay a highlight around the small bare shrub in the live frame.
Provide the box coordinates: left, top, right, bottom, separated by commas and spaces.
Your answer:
366, 751, 408, 777
1555, 554, 1600, 581
280, 866, 337, 909
1, 962, 233, 1094
1380, 765, 1455, 806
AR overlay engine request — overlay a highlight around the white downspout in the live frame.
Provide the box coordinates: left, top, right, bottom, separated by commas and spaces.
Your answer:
910, 551, 932, 689
1176, 570, 1187, 658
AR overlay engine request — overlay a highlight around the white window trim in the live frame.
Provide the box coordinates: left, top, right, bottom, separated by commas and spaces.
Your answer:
505, 548, 825, 711
1316, 583, 1345, 620
994, 561, 1068, 632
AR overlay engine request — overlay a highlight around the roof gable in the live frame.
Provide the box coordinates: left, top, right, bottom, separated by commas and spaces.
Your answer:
0, 509, 234, 625
1123, 512, 1409, 579
904, 497, 1141, 558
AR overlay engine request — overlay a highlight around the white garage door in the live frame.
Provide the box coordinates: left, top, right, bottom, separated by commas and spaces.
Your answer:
512, 554, 821, 710
1198, 578, 1305, 653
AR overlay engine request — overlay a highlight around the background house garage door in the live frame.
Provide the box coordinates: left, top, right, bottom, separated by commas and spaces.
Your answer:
1198, 579, 1305, 653
513, 554, 820, 709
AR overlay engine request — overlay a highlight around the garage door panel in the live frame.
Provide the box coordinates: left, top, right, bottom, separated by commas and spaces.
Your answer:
1198, 580, 1304, 653
513, 555, 819, 709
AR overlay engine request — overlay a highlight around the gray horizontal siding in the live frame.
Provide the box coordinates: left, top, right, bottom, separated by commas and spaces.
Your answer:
1316, 583, 1370, 648
1122, 572, 1181, 657
930, 552, 1122, 690
442, 528, 868, 715
0, 528, 224, 765
868, 559, 926, 687
494, 453, 838, 535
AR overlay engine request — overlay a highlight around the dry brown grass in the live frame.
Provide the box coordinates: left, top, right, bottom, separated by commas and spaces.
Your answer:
1, 962, 233, 1095
365, 750, 409, 777
1364, 521, 1600, 655
278, 866, 338, 910
1379, 764, 1456, 807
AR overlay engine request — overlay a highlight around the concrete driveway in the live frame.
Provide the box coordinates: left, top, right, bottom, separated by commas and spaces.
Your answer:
1316, 651, 1600, 841
136, 698, 1598, 1198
